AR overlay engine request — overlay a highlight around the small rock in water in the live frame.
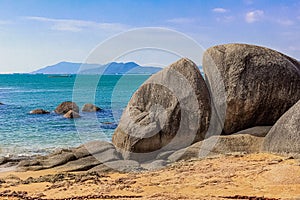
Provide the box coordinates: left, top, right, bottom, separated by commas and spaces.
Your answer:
55, 101, 79, 114
82, 103, 101, 112
0, 102, 4, 105
29, 109, 50, 114
102, 121, 113, 124
63, 110, 80, 118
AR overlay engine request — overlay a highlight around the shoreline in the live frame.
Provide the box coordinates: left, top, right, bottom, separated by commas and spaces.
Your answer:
0, 153, 299, 200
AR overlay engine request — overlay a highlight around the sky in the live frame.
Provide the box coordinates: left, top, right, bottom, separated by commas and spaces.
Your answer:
0, 0, 300, 73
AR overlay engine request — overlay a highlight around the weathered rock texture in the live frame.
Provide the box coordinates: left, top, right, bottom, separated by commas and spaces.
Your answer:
262, 99, 300, 157
63, 110, 80, 118
168, 134, 264, 162
233, 126, 272, 137
203, 43, 300, 134
72, 140, 115, 159
112, 58, 211, 161
88, 160, 142, 173
54, 101, 79, 114
82, 103, 101, 112
17, 141, 123, 172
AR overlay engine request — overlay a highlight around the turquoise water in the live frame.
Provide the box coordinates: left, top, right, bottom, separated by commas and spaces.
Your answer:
0, 74, 149, 157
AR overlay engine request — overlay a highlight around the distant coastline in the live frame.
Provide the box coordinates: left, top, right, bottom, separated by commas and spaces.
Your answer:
2, 61, 204, 75
31, 61, 163, 75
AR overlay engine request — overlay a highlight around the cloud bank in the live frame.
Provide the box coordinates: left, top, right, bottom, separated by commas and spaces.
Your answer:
25, 16, 127, 32
245, 10, 264, 23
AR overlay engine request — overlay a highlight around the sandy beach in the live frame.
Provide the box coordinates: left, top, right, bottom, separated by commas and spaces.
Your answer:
0, 153, 299, 200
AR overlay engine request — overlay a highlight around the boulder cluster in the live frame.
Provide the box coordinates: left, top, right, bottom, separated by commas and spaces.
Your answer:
113, 43, 300, 161
29, 102, 101, 119
9, 43, 300, 173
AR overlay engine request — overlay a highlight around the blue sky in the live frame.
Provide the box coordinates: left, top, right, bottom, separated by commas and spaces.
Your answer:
0, 0, 300, 73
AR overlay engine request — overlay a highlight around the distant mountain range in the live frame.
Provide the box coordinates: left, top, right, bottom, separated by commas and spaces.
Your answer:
31, 61, 162, 75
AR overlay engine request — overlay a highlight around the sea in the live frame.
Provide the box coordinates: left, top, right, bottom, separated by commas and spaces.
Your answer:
0, 74, 149, 158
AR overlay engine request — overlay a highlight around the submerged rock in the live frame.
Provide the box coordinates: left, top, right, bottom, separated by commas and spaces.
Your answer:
55, 101, 79, 114
112, 58, 211, 161
82, 103, 101, 112
63, 110, 80, 118
29, 109, 50, 114
262, 99, 300, 157
203, 43, 300, 134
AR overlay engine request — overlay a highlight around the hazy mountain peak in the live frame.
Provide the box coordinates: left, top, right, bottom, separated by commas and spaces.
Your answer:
31, 61, 162, 75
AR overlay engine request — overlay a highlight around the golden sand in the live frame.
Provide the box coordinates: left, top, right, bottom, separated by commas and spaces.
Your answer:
0, 153, 299, 200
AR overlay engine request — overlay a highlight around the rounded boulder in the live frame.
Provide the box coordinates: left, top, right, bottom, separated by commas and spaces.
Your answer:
55, 101, 79, 114
262, 99, 300, 157
112, 58, 211, 161
82, 103, 101, 112
29, 109, 50, 114
63, 110, 80, 119
203, 43, 300, 134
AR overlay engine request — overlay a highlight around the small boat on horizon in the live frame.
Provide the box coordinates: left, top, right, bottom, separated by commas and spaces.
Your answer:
48, 74, 73, 78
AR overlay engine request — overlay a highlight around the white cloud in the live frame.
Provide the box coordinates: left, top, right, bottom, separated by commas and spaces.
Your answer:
25, 16, 127, 32
0, 20, 12, 25
216, 16, 234, 23
166, 17, 196, 24
277, 19, 294, 26
245, 10, 264, 23
212, 8, 228, 13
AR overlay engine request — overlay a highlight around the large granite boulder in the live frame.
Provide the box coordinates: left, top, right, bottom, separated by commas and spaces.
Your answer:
203, 43, 300, 134
82, 103, 101, 112
112, 58, 211, 161
54, 101, 79, 114
262, 99, 300, 157
29, 109, 50, 114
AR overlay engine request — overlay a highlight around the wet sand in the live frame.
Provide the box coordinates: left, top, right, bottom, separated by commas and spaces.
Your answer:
0, 153, 299, 200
